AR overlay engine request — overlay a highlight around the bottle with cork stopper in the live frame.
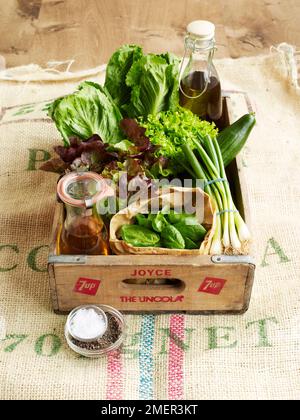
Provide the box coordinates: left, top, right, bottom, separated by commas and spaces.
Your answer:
179, 20, 223, 125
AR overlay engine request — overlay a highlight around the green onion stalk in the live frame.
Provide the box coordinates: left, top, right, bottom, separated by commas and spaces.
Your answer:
181, 135, 251, 255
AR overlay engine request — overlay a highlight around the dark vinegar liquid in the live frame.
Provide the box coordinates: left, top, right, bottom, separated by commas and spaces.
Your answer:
180, 71, 222, 123
57, 217, 110, 256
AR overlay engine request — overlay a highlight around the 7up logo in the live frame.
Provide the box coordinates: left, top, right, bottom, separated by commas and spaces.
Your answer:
73, 278, 101, 296
198, 277, 227, 295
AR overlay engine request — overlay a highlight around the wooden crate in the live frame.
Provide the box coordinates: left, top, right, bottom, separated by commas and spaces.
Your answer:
48, 93, 256, 314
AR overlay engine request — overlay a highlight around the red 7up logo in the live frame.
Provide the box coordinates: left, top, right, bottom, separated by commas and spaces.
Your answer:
198, 277, 227, 295
74, 278, 101, 296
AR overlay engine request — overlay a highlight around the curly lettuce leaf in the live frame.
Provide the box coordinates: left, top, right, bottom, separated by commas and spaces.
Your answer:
140, 107, 218, 174
49, 81, 123, 146
104, 45, 143, 107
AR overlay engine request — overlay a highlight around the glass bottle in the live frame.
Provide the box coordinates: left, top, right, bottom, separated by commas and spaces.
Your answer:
56, 172, 114, 256
179, 20, 223, 124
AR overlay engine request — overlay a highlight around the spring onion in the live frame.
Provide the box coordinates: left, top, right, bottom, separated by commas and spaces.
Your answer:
182, 134, 251, 255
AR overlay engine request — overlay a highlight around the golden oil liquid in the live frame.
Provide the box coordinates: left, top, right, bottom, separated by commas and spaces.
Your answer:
57, 217, 110, 256
180, 71, 222, 123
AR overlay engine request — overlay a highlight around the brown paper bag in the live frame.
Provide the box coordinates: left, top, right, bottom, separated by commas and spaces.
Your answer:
110, 186, 215, 255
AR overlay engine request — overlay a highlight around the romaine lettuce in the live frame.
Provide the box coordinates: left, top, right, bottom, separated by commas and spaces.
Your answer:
123, 53, 180, 118
104, 45, 143, 107
104, 45, 180, 119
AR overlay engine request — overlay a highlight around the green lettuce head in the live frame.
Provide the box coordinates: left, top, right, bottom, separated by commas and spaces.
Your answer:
49, 81, 123, 146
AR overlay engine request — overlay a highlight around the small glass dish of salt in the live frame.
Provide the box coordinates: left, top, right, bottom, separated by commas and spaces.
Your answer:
65, 305, 125, 358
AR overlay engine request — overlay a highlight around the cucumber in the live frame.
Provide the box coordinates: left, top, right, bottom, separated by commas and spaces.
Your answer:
218, 113, 256, 167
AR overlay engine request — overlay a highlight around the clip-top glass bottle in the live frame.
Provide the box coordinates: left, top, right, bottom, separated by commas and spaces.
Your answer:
179, 20, 222, 124
56, 172, 114, 256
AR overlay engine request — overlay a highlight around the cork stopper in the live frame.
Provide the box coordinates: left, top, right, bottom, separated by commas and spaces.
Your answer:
187, 20, 215, 41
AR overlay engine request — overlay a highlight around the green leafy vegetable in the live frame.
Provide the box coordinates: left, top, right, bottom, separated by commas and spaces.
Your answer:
159, 53, 181, 113
148, 157, 174, 178
151, 213, 169, 233
121, 225, 160, 247
167, 211, 197, 225
154, 242, 163, 248
104, 45, 180, 119
49, 82, 123, 146
136, 214, 152, 229
49, 45, 182, 149
123, 53, 180, 118
104, 45, 143, 107
161, 225, 185, 250
174, 220, 207, 242
112, 140, 136, 153
122, 211, 206, 250
184, 237, 200, 250
140, 107, 218, 174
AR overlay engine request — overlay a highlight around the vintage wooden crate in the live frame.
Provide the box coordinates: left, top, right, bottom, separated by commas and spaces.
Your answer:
48, 93, 256, 314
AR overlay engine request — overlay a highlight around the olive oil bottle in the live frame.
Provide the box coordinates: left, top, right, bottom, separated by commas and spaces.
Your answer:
179, 21, 222, 124
56, 172, 114, 256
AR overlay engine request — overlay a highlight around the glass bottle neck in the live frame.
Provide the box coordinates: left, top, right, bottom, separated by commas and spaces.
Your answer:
64, 204, 99, 232
184, 37, 216, 70
65, 204, 92, 219
184, 35, 216, 53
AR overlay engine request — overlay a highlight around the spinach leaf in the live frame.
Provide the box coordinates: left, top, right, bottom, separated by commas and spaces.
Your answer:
154, 242, 163, 248
152, 213, 169, 233
161, 225, 185, 250
184, 237, 200, 250
174, 221, 207, 242
121, 225, 160, 247
167, 211, 197, 225
136, 214, 152, 229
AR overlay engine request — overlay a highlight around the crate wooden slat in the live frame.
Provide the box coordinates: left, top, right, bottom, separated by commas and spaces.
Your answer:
48, 93, 256, 314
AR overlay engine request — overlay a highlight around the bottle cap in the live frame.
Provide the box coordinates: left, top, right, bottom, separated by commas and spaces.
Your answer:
187, 20, 215, 41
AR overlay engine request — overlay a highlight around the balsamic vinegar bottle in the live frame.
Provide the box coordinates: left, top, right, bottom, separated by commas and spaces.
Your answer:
179, 20, 223, 124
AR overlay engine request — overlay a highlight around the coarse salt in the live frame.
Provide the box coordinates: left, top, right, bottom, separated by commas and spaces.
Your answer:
69, 308, 107, 340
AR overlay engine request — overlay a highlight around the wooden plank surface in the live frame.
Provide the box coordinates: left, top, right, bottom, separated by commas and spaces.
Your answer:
52, 259, 253, 313
0, 0, 299, 70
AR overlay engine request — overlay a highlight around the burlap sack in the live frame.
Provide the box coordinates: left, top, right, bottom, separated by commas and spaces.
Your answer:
110, 186, 214, 255
0, 44, 300, 400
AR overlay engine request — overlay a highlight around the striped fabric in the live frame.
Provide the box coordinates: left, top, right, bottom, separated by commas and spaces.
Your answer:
105, 315, 186, 400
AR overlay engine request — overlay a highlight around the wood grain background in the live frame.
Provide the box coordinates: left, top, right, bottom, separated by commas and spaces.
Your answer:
0, 0, 299, 70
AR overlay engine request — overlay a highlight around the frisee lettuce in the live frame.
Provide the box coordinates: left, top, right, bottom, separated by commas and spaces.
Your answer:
140, 107, 218, 174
